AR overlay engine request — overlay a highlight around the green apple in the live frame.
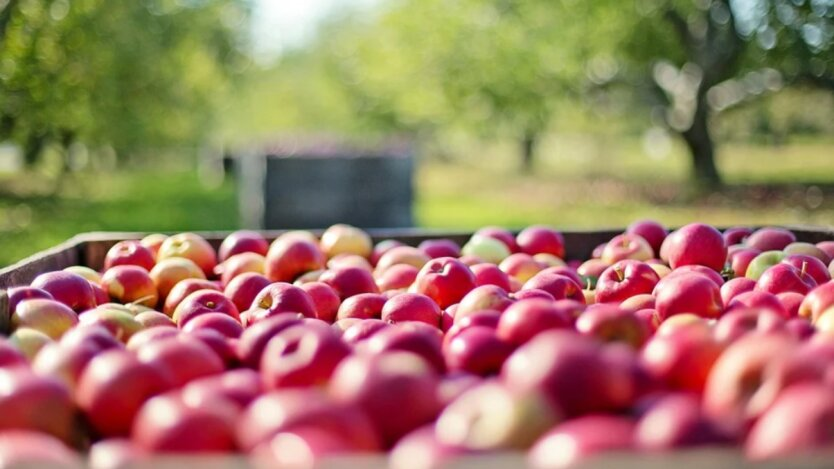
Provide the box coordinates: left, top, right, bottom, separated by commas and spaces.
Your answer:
462, 235, 511, 264
746, 251, 786, 281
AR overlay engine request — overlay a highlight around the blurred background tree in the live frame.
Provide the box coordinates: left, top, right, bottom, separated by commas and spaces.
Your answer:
0, 0, 249, 172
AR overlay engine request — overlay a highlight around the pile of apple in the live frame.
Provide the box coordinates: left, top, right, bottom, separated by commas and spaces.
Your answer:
3, 221, 834, 468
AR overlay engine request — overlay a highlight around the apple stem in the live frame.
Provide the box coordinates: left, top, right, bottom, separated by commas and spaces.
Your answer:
614, 266, 624, 282
801, 261, 808, 278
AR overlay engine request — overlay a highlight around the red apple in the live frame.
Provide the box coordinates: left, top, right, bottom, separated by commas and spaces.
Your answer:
320, 224, 373, 259
335, 292, 387, 321
723, 226, 753, 246
156, 232, 217, 278
221, 273, 270, 314
261, 325, 351, 389
756, 263, 817, 296
777, 291, 805, 318
136, 335, 224, 387
79, 307, 143, 343
381, 292, 441, 326
31, 339, 101, 392
626, 219, 668, 255
444, 326, 514, 376
390, 425, 472, 469
640, 325, 724, 393
182, 312, 243, 338
522, 271, 584, 303
516, 225, 565, 258
496, 299, 573, 346
299, 281, 341, 323
11, 299, 78, 340
475, 226, 520, 253
664, 223, 727, 271
60, 325, 121, 352
720, 277, 756, 305
728, 247, 761, 278
745, 383, 834, 460
454, 285, 514, 323
595, 260, 660, 304
126, 327, 180, 352
601, 234, 654, 264
726, 290, 788, 317
219, 230, 269, 261
469, 263, 512, 291
320, 266, 380, 300
30, 270, 96, 313
529, 415, 636, 469
713, 309, 786, 344
746, 227, 796, 252
782, 254, 831, 286
236, 314, 305, 368
77, 349, 173, 436
500, 253, 547, 283
0, 337, 27, 368
99, 265, 158, 308
264, 237, 325, 283
149, 257, 206, 301
0, 368, 75, 442
411, 257, 477, 309
215, 252, 265, 286
162, 278, 219, 316
341, 318, 391, 345
140, 234, 167, 259
784, 242, 831, 264
89, 438, 146, 469
370, 239, 405, 266
329, 352, 442, 448
172, 289, 240, 327
181, 368, 263, 411
7, 286, 54, 314
0, 431, 81, 467
250, 282, 316, 320
132, 392, 236, 452
653, 273, 723, 320
620, 293, 655, 311
817, 241, 834, 260
799, 281, 834, 322
104, 240, 156, 271
576, 305, 650, 349
636, 393, 732, 450
135, 311, 176, 329
361, 323, 445, 373
418, 239, 462, 259
445, 311, 501, 349
376, 263, 419, 292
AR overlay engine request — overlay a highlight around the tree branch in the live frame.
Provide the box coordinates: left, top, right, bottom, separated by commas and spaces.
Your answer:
663, 6, 694, 56
0, 0, 18, 43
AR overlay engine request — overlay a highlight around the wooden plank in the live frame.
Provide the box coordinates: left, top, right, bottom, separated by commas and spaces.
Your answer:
0, 289, 7, 338
0, 236, 85, 289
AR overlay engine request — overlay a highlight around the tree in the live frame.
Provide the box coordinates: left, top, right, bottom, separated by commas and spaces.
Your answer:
0, 0, 249, 169
617, 0, 833, 188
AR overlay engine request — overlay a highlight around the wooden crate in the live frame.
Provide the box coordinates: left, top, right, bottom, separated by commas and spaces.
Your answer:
1, 226, 834, 469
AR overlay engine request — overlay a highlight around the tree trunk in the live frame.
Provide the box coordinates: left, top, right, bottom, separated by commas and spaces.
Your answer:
22, 133, 45, 168
520, 130, 537, 173
681, 96, 722, 188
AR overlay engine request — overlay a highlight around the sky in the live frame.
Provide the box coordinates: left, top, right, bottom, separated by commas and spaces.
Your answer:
251, 0, 382, 62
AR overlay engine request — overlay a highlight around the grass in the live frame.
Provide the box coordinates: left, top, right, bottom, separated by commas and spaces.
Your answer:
1, 138, 833, 267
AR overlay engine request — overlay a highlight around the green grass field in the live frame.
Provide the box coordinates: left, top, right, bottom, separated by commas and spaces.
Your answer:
1, 139, 833, 267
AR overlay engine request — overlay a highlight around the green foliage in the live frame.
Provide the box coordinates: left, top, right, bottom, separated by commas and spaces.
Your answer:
0, 0, 249, 164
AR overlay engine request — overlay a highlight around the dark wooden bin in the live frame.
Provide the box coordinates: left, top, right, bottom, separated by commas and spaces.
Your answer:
2, 226, 834, 469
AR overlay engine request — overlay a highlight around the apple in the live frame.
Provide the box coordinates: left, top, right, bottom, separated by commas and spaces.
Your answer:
782, 254, 831, 286
329, 352, 442, 448
648, 263, 672, 279
522, 271, 584, 303
784, 242, 831, 264
156, 232, 217, 278
132, 392, 237, 452
775, 291, 804, 319
320, 224, 373, 259
529, 415, 636, 469
341, 318, 391, 345
260, 238, 324, 284
89, 281, 110, 306
620, 293, 655, 311
261, 325, 351, 389
99, 265, 158, 308
516, 225, 565, 258
703, 332, 797, 433
575, 305, 650, 349
494, 299, 572, 346
601, 234, 654, 264
756, 263, 817, 296
664, 223, 727, 271
635, 309, 661, 333
375, 263, 419, 292
235, 314, 303, 367
469, 263, 512, 291
60, 325, 121, 352
251, 428, 360, 467
594, 260, 659, 304
250, 282, 316, 320
799, 281, 834, 322
0, 337, 27, 368
140, 233, 168, 258
723, 226, 753, 246
79, 306, 143, 343
361, 324, 446, 373
445, 311, 501, 348
444, 326, 514, 376
726, 291, 788, 317
8, 327, 53, 360
335, 292, 387, 321
237, 388, 380, 452
0, 368, 75, 442
172, 289, 240, 327
461, 235, 511, 264
417, 238, 462, 259
500, 253, 547, 284
626, 219, 667, 255
180, 368, 262, 412
816, 241, 834, 260
576, 259, 611, 286
11, 299, 78, 339
215, 252, 265, 287
0, 431, 81, 467
512, 288, 557, 302
7, 286, 54, 314
219, 230, 269, 261
667, 264, 725, 286
136, 335, 224, 387
727, 247, 761, 278
297, 281, 341, 323
745, 383, 834, 460
161, 278, 220, 316
149, 257, 206, 301
475, 226, 520, 253
411, 257, 477, 309
381, 292, 441, 326
319, 266, 380, 300
89, 439, 146, 469
390, 426, 472, 469
720, 277, 756, 305
454, 285, 514, 323
329, 253, 373, 271
713, 309, 786, 345
653, 273, 723, 320
501, 331, 634, 417
217, 274, 267, 315
374, 246, 431, 275
636, 393, 732, 450
64, 265, 102, 283
76, 349, 173, 436
126, 327, 180, 352
31, 339, 100, 393
30, 270, 96, 313
182, 312, 243, 338
370, 239, 405, 266
436, 381, 558, 451
640, 325, 724, 393
746, 227, 796, 252
135, 311, 176, 329
104, 240, 156, 271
